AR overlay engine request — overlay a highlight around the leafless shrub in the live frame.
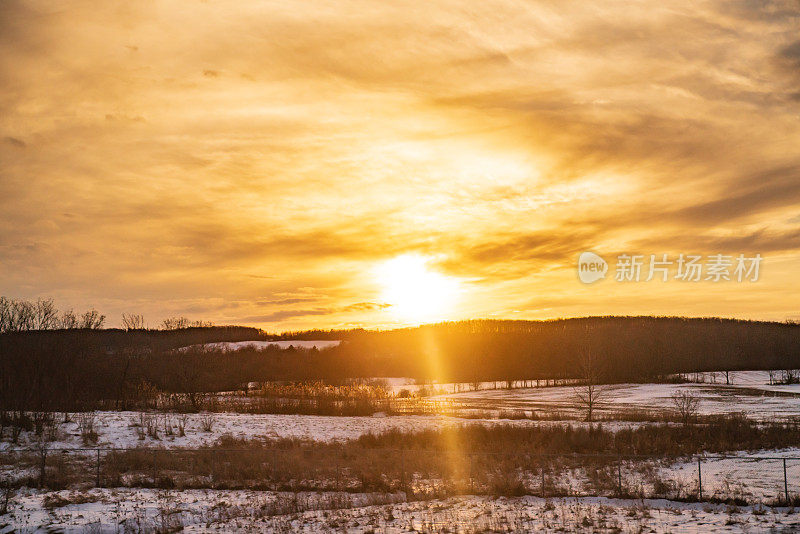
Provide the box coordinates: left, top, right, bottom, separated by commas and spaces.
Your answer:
10, 423, 22, 444
780, 369, 799, 385
35, 435, 49, 487
44, 418, 60, 443
177, 415, 188, 437
132, 412, 146, 440
32, 412, 53, 436
122, 313, 146, 330
0, 480, 14, 515
77, 412, 98, 444
489, 471, 527, 496
156, 492, 185, 531
147, 418, 160, 440
671, 390, 701, 426
162, 414, 174, 437
136, 412, 159, 440
200, 413, 215, 432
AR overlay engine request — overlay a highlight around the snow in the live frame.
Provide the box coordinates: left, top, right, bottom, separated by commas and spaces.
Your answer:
2, 369, 798, 453
4, 369, 800, 531
661, 449, 800, 503
0, 488, 403, 533
176, 340, 341, 352
227, 495, 800, 533
3, 489, 799, 533
433, 371, 800, 421
0, 412, 559, 451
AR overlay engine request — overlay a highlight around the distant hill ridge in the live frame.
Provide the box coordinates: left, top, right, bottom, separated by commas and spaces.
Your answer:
2, 316, 799, 411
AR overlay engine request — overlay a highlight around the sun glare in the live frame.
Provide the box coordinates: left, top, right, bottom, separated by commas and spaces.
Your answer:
376, 255, 460, 323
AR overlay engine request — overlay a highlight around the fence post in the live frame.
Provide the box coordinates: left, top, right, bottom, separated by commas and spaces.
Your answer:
210, 449, 215, 486
152, 450, 157, 486
697, 457, 702, 501
38, 446, 48, 488
95, 449, 101, 487
541, 458, 546, 497
468, 453, 473, 494
617, 458, 623, 496
400, 449, 406, 494
272, 448, 277, 490
784, 458, 789, 504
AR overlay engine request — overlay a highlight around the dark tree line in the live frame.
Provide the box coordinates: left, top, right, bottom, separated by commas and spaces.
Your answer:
0, 297, 105, 332
0, 326, 265, 411
322, 317, 800, 384
1, 316, 799, 411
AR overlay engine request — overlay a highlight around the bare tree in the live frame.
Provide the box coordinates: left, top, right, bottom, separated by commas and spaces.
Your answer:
122, 313, 146, 330
161, 316, 190, 330
160, 316, 213, 329
33, 298, 59, 330
80, 309, 105, 329
10, 300, 35, 332
0, 297, 10, 332
59, 309, 79, 329
573, 350, 607, 422
0, 298, 45, 332
0, 297, 101, 331
671, 390, 700, 426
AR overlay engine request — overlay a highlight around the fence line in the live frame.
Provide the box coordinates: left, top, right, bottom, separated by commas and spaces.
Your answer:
1, 446, 798, 505
4, 445, 800, 461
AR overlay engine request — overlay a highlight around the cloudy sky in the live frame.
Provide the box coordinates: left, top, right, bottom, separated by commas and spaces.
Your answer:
1, 0, 799, 330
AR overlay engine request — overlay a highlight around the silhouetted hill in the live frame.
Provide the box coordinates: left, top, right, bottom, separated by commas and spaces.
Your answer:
1, 317, 798, 410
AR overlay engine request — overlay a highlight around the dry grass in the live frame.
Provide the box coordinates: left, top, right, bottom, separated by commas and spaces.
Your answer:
2, 416, 798, 506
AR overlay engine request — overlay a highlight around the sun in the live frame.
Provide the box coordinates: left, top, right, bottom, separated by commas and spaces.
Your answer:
376, 255, 460, 323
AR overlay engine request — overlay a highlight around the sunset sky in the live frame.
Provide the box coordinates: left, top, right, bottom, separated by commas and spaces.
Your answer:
1, 0, 799, 330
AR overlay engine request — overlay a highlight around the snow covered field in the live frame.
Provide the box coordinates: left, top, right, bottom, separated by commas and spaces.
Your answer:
0, 412, 552, 451
212, 495, 800, 533
432, 370, 800, 420
2, 370, 798, 452
3, 488, 799, 533
663, 450, 800, 503
3, 370, 799, 531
